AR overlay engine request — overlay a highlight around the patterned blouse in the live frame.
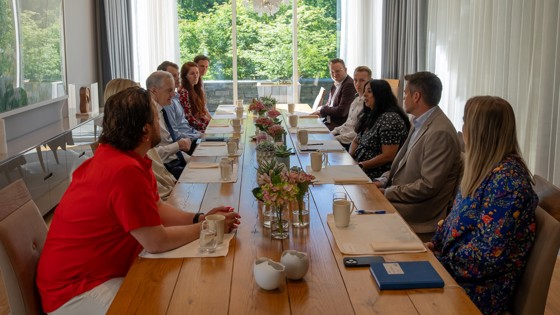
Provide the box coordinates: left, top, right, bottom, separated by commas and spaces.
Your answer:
431, 156, 537, 315
352, 112, 408, 179
178, 88, 209, 132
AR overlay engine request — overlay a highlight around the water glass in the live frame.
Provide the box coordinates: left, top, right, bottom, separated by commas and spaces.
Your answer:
199, 220, 217, 253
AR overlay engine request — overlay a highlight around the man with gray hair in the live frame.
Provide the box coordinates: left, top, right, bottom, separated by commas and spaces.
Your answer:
146, 70, 192, 179
156, 61, 202, 141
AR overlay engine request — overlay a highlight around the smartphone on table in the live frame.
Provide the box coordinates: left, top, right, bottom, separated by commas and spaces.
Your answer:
343, 256, 385, 267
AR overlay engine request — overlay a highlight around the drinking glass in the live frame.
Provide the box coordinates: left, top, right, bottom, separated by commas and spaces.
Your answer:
199, 220, 217, 253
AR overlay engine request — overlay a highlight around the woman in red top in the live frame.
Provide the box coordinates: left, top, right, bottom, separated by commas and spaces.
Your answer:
179, 61, 211, 131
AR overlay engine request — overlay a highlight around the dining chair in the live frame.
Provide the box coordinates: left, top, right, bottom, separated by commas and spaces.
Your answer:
0, 179, 48, 315
383, 79, 399, 98
533, 174, 560, 221
511, 206, 560, 315
311, 87, 326, 111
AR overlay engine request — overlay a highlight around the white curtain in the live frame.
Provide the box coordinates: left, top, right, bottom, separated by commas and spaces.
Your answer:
427, 0, 560, 185
130, 0, 180, 86
339, 0, 383, 79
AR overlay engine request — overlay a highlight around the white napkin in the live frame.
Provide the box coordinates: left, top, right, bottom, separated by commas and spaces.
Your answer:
139, 233, 235, 258
305, 165, 371, 185
188, 162, 219, 169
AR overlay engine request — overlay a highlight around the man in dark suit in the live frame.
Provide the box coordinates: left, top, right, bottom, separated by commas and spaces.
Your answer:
312, 58, 357, 130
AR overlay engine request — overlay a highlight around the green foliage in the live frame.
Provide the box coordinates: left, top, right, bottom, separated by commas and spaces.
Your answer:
274, 144, 293, 158
20, 9, 63, 81
178, 0, 337, 80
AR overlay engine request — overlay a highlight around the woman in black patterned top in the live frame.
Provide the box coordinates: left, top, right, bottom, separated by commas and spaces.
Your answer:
349, 80, 410, 179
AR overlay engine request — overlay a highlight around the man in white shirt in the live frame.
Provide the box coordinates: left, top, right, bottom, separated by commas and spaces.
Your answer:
331, 66, 372, 150
146, 71, 192, 179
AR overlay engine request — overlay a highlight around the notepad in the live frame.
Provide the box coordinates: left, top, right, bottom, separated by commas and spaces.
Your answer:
369, 261, 444, 290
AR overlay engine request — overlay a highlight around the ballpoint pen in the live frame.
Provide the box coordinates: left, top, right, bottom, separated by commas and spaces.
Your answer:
356, 210, 386, 214
306, 143, 324, 146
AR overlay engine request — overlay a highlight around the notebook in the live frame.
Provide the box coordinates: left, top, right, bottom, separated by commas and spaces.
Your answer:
369, 261, 444, 290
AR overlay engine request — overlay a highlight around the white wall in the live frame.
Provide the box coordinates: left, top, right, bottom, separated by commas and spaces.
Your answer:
63, 0, 98, 85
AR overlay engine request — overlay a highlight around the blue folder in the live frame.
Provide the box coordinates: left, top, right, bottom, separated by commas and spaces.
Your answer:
369, 261, 444, 290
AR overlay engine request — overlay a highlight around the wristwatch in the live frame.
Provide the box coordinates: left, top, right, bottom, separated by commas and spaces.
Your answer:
193, 212, 204, 224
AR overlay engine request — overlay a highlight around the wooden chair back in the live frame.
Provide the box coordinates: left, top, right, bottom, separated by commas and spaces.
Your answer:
512, 206, 560, 315
534, 174, 560, 221
0, 179, 47, 315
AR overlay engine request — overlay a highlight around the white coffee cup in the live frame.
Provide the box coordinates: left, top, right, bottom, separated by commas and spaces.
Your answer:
310, 152, 324, 172
235, 106, 244, 119
236, 99, 244, 108
333, 199, 354, 228
288, 114, 298, 128
297, 129, 308, 145
232, 124, 242, 133
231, 118, 242, 127
332, 192, 348, 202
288, 103, 295, 114
205, 214, 226, 244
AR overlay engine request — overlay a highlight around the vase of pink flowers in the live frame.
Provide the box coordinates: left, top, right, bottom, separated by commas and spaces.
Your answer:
287, 167, 315, 228
267, 124, 286, 144
249, 99, 267, 117
253, 167, 299, 239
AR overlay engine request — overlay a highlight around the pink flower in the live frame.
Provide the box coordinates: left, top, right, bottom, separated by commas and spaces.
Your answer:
266, 124, 285, 137
267, 109, 281, 119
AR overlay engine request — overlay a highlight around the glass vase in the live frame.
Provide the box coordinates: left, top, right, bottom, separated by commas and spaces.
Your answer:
292, 192, 310, 228
271, 205, 289, 239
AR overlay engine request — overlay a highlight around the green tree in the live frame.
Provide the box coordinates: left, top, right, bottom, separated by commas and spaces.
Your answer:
178, 0, 337, 80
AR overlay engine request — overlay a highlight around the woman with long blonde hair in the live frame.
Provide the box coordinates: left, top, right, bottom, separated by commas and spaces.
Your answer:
428, 96, 537, 315
178, 61, 211, 131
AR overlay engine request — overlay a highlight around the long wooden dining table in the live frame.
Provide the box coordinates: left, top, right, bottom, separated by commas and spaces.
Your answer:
107, 104, 480, 314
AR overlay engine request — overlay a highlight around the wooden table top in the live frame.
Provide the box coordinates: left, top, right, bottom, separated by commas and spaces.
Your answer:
108, 106, 480, 315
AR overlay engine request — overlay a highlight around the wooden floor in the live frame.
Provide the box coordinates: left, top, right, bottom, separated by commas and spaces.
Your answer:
0, 210, 559, 314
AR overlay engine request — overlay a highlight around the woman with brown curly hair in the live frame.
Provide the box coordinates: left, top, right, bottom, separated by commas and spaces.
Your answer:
178, 61, 211, 131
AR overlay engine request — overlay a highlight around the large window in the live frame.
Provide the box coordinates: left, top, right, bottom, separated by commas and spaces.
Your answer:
177, 0, 337, 109
0, 0, 66, 114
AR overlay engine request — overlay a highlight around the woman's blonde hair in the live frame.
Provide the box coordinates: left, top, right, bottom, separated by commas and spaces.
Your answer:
460, 96, 530, 196
103, 79, 139, 104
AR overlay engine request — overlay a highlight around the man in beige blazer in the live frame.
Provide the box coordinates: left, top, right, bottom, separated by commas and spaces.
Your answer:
375, 71, 462, 241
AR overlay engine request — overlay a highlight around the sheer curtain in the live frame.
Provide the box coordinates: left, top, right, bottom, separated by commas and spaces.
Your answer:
130, 0, 179, 86
427, 0, 560, 185
339, 0, 383, 79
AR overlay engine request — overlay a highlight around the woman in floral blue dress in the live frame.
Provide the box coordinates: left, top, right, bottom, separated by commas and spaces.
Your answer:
349, 80, 410, 179
427, 96, 537, 315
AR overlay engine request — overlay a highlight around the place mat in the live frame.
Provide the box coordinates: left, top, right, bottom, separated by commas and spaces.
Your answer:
327, 213, 426, 255
192, 142, 227, 156
289, 126, 330, 134
139, 233, 235, 258
178, 163, 238, 183
204, 126, 243, 134
297, 140, 345, 153
305, 165, 371, 184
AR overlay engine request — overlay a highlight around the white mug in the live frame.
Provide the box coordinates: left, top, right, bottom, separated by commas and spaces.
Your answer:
236, 99, 244, 108
333, 199, 354, 228
235, 106, 244, 119
232, 124, 242, 133
288, 115, 298, 128
288, 103, 295, 114
310, 152, 324, 172
297, 129, 308, 145
230, 118, 242, 127
205, 214, 226, 244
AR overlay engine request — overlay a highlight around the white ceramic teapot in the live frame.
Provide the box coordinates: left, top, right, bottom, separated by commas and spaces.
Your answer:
253, 257, 285, 290
280, 250, 309, 280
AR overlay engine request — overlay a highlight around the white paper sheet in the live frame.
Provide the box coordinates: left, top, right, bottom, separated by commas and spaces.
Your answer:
139, 233, 235, 258
305, 165, 371, 184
